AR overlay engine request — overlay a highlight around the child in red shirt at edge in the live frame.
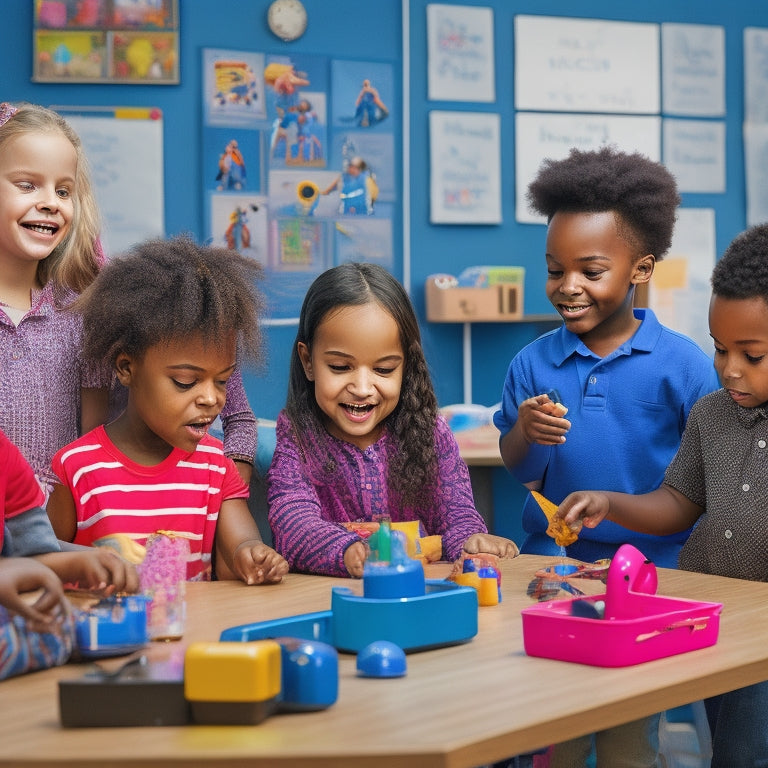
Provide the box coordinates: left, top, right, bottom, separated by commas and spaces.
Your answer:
0, 428, 138, 678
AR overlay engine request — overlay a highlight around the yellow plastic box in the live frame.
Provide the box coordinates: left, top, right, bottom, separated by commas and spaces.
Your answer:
184, 640, 282, 724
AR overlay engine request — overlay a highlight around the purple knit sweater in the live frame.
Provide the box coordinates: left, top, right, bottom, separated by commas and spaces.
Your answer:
266, 410, 487, 577
0, 284, 111, 494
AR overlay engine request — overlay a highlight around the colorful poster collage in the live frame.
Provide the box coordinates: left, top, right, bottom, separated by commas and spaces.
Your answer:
202, 49, 396, 320
33, 0, 179, 84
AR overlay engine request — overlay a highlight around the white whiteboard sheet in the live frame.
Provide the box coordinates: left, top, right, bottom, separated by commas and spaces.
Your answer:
427, 4, 495, 102
515, 112, 661, 224
54, 107, 165, 256
745, 122, 768, 226
514, 15, 660, 114
744, 27, 768, 124
663, 118, 725, 193
661, 23, 725, 117
430, 111, 501, 224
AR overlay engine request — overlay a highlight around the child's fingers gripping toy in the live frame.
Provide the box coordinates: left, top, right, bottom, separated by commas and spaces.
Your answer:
542, 388, 569, 417
530, 490, 582, 548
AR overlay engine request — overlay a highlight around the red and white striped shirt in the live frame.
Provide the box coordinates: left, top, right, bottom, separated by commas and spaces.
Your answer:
52, 426, 248, 580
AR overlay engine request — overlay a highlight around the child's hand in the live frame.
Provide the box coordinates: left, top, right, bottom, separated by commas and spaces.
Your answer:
463, 534, 519, 559
39, 548, 140, 594
555, 492, 610, 531
0, 558, 69, 630
517, 393, 570, 446
343, 540, 368, 578
233, 541, 289, 585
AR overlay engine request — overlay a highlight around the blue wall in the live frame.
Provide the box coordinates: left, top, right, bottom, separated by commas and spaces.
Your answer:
3, 0, 764, 542
2, 0, 403, 423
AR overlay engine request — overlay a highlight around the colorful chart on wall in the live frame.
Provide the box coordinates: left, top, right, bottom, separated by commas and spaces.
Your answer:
34, 0, 179, 84
201, 48, 396, 321
53, 106, 165, 256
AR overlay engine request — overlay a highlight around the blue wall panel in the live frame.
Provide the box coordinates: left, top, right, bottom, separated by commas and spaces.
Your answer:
3, 0, 765, 542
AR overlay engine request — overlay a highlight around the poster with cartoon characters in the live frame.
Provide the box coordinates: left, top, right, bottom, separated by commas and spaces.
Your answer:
202, 48, 396, 320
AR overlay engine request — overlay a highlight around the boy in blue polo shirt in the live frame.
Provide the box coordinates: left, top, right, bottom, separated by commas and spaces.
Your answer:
555, 222, 768, 767
493, 146, 719, 768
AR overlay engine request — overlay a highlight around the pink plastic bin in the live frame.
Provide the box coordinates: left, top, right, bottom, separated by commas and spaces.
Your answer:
521, 545, 723, 667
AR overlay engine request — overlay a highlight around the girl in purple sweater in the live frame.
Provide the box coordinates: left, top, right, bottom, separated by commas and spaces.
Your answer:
267, 262, 518, 577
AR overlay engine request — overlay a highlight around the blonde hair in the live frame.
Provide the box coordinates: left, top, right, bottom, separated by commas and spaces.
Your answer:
0, 103, 101, 294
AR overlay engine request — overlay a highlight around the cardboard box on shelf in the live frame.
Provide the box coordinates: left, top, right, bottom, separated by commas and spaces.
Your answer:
426, 268, 524, 322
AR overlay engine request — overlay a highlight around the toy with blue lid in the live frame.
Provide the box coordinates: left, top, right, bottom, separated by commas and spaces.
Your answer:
221, 523, 479, 653
521, 544, 723, 667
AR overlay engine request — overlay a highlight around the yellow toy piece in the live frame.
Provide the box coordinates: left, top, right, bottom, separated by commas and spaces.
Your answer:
416, 535, 443, 563
92, 533, 146, 565
391, 521, 420, 556
530, 490, 579, 548
184, 641, 281, 703
452, 570, 481, 590
477, 573, 500, 606
366, 172, 379, 205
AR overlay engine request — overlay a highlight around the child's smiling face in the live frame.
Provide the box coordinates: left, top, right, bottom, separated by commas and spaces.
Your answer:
298, 301, 404, 450
116, 333, 236, 456
0, 130, 76, 269
544, 210, 650, 348
710, 294, 768, 408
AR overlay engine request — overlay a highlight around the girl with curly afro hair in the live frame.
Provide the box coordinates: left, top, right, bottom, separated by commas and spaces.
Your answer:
46, 235, 288, 586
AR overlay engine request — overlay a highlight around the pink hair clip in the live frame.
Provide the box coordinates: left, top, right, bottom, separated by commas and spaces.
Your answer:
0, 102, 18, 128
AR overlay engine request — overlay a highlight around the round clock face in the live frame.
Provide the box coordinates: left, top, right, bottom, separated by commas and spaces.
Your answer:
267, 0, 308, 42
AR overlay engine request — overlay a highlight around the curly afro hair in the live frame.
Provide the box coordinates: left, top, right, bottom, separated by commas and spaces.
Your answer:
712, 224, 768, 302
77, 234, 265, 367
527, 146, 681, 261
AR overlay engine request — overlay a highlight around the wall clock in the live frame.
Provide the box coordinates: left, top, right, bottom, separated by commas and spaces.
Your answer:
267, 0, 308, 42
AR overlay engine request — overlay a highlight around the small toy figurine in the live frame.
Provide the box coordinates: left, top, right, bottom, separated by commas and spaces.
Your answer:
225, 206, 252, 251
354, 79, 389, 127
296, 99, 323, 162
321, 157, 378, 216
448, 554, 501, 606
264, 62, 310, 115
216, 139, 246, 191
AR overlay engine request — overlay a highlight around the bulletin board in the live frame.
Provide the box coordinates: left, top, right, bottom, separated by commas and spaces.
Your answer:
53, 106, 165, 257
201, 49, 397, 321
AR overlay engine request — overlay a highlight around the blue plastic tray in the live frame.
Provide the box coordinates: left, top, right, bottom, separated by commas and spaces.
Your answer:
221, 579, 478, 653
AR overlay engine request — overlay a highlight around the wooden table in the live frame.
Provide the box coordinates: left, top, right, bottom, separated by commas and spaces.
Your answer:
2, 555, 768, 768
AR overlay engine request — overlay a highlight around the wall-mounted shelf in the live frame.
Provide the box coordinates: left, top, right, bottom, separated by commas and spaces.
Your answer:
429, 313, 561, 325
425, 276, 560, 403
438, 316, 562, 405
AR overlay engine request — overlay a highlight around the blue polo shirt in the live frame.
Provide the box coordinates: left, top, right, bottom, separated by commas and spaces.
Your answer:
493, 308, 719, 567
